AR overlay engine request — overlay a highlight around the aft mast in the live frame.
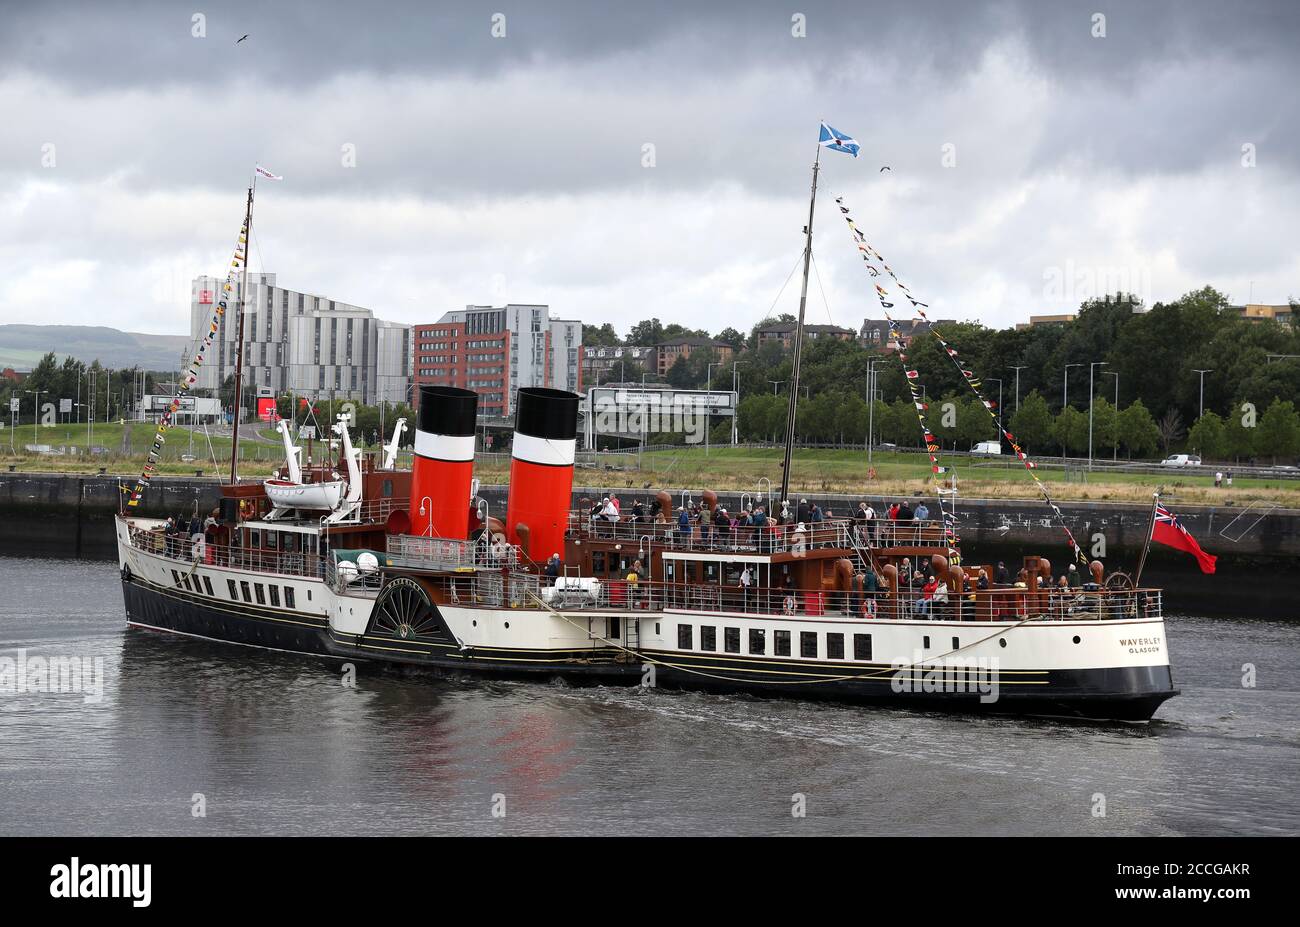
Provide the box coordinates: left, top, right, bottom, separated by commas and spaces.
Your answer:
779, 145, 821, 508
229, 184, 254, 484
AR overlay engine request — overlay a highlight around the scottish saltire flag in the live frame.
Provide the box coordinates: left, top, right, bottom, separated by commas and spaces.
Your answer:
818, 122, 860, 158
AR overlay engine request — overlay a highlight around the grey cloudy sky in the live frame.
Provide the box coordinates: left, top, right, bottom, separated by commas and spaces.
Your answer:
1, 0, 1297, 338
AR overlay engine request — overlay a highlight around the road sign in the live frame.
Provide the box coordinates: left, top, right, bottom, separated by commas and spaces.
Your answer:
9, 398, 18, 412
59, 398, 72, 413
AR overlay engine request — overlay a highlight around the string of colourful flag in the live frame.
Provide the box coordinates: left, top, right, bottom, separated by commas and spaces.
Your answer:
126, 213, 249, 507
834, 195, 1090, 568
832, 197, 961, 563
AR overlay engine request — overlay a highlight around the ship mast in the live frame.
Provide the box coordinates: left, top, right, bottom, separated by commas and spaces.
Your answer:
228, 184, 254, 484
779, 146, 821, 508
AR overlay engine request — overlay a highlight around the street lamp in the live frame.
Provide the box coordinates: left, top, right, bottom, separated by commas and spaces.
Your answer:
1009, 365, 1028, 412
986, 377, 1004, 422
706, 361, 724, 456
1103, 371, 1119, 461
866, 358, 885, 465
23, 389, 44, 446
1088, 361, 1107, 470
767, 380, 785, 395
1192, 369, 1213, 419
1062, 363, 1083, 461
731, 360, 746, 446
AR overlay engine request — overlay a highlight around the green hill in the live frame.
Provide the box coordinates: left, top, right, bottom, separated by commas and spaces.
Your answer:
0, 324, 191, 372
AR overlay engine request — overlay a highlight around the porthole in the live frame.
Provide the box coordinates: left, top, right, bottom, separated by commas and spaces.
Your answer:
999, 638, 1007, 648
504, 621, 510, 629
472, 620, 477, 627
1072, 635, 1081, 644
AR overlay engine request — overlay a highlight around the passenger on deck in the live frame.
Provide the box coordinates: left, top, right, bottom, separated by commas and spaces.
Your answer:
599, 496, 618, 522
914, 501, 930, 521
897, 501, 915, 521
699, 504, 713, 548
677, 506, 690, 538
791, 521, 807, 555
544, 553, 561, 582
1067, 564, 1082, 589
977, 569, 990, 591
933, 576, 949, 619
915, 575, 939, 618
995, 561, 1011, 585
887, 502, 900, 520
797, 498, 810, 524
739, 565, 752, 611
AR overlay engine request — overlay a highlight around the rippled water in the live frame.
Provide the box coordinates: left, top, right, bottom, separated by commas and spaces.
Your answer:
1, 556, 1296, 836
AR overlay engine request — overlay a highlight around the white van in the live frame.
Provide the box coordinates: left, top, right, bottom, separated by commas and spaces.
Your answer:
1160, 454, 1202, 467
972, 441, 1002, 456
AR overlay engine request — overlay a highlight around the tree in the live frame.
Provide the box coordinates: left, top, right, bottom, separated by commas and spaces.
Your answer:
1258, 398, 1300, 464
583, 323, 620, 347
1156, 408, 1186, 455
715, 327, 745, 352
1090, 396, 1118, 458
1186, 412, 1227, 460
1008, 390, 1053, 454
1052, 406, 1089, 455
626, 319, 665, 346
1117, 400, 1160, 459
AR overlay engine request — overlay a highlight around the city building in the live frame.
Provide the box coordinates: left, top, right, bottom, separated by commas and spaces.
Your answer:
756, 322, 856, 348
137, 393, 223, 425
581, 344, 655, 385
1015, 313, 1078, 330
188, 272, 412, 409
655, 337, 734, 377
1233, 303, 1294, 324
413, 304, 582, 419
859, 318, 956, 351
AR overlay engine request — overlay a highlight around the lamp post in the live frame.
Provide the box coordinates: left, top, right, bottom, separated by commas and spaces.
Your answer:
24, 389, 44, 446
1062, 363, 1082, 461
706, 361, 723, 456
986, 376, 1003, 421
1103, 371, 1119, 461
1192, 369, 1213, 419
767, 380, 785, 395
866, 358, 884, 465
1009, 365, 1028, 412
1087, 362, 1107, 470
731, 360, 745, 446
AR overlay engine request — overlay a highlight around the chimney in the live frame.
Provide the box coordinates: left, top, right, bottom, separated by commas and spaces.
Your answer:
505, 387, 579, 561
410, 385, 478, 539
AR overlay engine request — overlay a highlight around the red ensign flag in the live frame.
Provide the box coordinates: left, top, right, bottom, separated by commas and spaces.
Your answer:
1151, 504, 1217, 574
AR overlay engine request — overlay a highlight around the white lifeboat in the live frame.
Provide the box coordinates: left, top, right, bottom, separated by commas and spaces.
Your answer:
264, 477, 345, 510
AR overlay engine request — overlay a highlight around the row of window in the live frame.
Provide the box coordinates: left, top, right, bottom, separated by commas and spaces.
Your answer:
170, 569, 297, 610
678, 624, 874, 661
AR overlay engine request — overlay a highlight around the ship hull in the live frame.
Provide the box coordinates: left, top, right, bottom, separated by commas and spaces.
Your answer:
118, 571, 1176, 722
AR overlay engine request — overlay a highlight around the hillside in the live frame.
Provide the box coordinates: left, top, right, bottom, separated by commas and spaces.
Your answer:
0, 324, 191, 371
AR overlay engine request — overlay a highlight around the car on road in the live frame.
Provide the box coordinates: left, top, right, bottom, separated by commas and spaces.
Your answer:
971, 441, 1002, 456
1160, 454, 1202, 467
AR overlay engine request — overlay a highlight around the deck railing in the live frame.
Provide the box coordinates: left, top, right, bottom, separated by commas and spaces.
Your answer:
126, 525, 329, 579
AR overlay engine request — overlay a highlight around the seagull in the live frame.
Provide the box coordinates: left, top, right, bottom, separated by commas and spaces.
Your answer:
236, 34, 249, 44
879, 166, 892, 172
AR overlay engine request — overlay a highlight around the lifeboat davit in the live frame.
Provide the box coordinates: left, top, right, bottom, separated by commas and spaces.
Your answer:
264, 478, 344, 511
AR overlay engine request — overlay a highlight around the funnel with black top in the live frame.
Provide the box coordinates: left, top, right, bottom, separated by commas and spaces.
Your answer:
410, 385, 478, 539
505, 387, 580, 560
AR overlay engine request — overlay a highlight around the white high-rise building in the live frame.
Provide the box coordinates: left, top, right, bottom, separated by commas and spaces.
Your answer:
189, 273, 411, 407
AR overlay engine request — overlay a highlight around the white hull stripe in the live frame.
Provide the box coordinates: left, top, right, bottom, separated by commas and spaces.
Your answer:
512, 433, 577, 467
415, 431, 475, 462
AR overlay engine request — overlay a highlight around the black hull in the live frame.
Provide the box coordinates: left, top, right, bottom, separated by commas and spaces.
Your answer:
121, 574, 1176, 721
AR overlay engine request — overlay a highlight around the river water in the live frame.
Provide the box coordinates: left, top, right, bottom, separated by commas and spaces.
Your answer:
0, 556, 1296, 836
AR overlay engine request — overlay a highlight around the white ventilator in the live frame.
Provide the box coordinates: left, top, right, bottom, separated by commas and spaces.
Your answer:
382, 417, 407, 470
276, 420, 303, 483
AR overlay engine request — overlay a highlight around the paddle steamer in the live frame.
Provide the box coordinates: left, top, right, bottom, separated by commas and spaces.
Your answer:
114, 163, 1176, 721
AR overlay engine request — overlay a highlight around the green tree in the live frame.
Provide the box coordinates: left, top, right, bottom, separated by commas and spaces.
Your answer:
1052, 406, 1089, 454
1186, 412, 1227, 460
1258, 398, 1300, 464
1117, 400, 1160, 459
1008, 390, 1052, 454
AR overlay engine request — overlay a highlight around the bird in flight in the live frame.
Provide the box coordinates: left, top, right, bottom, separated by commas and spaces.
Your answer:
236, 34, 249, 44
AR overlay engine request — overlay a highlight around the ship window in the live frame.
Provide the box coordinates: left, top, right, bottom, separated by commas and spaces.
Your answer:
228, 579, 238, 599
678, 624, 693, 649
269, 585, 280, 607
254, 584, 266, 605
202, 576, 214, 596
285, 587, 296, 609
854, 634, 873, 661
250, 529, 261, 548
608, 616, 621, 638
240, 581, 252, 603
700, 626, 716, 651
383, 479, 393, 498
748, 629, 766, 655
923, 636, 930, 649
266, 531, 279, 550
592, 551, 605, 573
774, 629, 791, 656
952, 637, 960, 650
724, 627, 740, 653
800, 632, 818, 658
827, 633, 844, 660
